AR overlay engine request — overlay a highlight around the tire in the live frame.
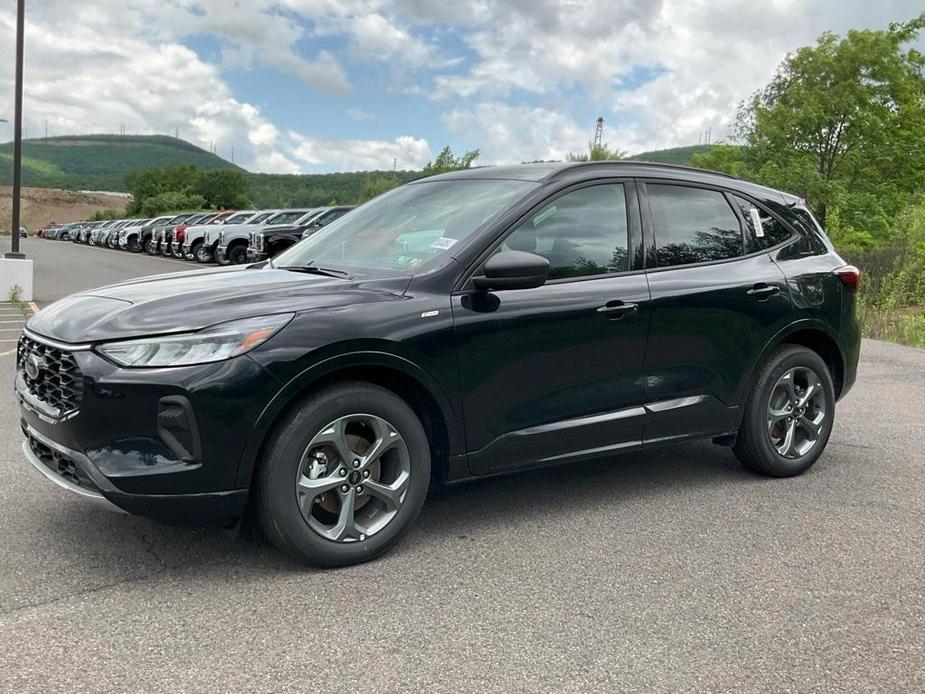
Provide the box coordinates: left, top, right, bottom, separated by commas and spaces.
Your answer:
227, 244, 247, 265
195, 243, 213, 263
145, 239, 158, 255
186, 240, 201, 261
127, 236, 142, 253
257, 381, 431, 567
733, 345, 835, 477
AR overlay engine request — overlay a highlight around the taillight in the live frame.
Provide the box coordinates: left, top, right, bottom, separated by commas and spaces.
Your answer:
834, 265, 860, 293
176, 226, 186, 243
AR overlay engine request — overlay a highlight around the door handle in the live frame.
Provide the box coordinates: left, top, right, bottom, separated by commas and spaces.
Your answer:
746, 284, 780, 301
597, 300, 638, 318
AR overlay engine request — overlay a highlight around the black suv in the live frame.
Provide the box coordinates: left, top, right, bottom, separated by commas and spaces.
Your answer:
16, 162, 860, 567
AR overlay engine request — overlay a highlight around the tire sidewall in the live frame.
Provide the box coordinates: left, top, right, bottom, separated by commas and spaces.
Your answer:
259, 384, 431, 567
747, 347, 836, 475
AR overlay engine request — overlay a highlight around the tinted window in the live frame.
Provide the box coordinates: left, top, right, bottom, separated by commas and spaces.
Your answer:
647, 185, 742, 267
502, 184, 629, 280
730, 196, 794, 251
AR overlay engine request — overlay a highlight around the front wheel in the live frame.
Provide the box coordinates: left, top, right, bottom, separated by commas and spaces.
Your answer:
734, 345, 835, 477
195, 243, 213, 263
257, 382, 431, 567
227, 244, 248, 265
127, 236, 142, 253
145, 239, 158, 255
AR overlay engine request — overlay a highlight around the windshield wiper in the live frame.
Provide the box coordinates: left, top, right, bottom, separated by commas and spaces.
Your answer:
278, 264, 353, 280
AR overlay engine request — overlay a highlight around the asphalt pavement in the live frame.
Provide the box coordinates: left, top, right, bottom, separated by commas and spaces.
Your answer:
0, 238, 922, 692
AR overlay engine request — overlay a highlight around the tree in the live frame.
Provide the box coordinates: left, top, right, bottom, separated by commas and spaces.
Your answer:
422, 146, 480, 175
700, 14, 925, 238
566, 142, 627, 162
360, 175, 400, 201
194, 169, 251, 209
139, 191, 206, 217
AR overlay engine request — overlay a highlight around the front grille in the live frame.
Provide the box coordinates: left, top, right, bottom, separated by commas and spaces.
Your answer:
17, 334, 84, 418
26, 433, 99, 493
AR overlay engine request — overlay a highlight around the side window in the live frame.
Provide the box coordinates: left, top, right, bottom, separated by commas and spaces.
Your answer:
730, 195, 795, 251
647, 184, 742, 267
502, 184, 629, 280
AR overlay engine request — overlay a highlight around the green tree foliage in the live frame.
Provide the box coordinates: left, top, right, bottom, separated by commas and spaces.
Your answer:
422, 146, 480, 175
139, 191, 206, 217
360, 175, 400, 201
126, 165, 250, 215
194, 169, 251, 209
566, 143, 627, 162
89, 208, 125, 221
695, 14, 925, 240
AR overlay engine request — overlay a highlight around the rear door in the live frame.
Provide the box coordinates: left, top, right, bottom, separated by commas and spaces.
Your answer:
639, 181, 792, 443
453, 180, 651, 475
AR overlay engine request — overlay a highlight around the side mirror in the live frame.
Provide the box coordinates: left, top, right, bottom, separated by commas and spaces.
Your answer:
472, 250, 549, 291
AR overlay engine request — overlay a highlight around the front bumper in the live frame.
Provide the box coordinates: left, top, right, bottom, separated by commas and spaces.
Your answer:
215, 246, 228, 263
15, 331, 281, 523
246, 249, 268, 263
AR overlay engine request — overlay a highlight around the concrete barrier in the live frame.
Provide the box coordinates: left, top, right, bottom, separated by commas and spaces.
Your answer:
0, 257, 34, 301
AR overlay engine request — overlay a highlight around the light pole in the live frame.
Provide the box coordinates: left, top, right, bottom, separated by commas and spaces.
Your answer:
6, 0, 26, 259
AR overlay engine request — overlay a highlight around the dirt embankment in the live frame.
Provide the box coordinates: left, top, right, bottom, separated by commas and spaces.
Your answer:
0, 186, 129, 232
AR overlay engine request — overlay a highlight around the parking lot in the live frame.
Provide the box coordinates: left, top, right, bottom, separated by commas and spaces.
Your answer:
1, 239, 923, 692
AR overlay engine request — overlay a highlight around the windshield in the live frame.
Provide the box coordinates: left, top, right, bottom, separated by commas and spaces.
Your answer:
274, 179, 536, 279
225, 212, 255, 224
267, 210, 311, 225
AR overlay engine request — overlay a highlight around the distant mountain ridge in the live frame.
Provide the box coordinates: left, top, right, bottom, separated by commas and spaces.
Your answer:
0, 134, 241, 192
0, 134, 715, 209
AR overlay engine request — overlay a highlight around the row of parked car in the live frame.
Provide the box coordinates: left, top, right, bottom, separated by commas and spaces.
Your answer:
38, 205, 356, 265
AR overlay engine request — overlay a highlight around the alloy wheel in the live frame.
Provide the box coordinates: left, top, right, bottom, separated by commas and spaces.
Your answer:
767, 366, 827, 459
295, 414, 411, 543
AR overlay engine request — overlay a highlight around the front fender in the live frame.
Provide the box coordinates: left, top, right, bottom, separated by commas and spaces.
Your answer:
233, 349, 463, 488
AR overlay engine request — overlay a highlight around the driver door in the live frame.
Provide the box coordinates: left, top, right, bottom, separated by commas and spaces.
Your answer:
451, 181, 651, 475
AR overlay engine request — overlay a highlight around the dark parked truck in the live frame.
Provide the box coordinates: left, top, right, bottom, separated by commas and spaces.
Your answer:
15, 162, 860, 568
247, 206, 357, 262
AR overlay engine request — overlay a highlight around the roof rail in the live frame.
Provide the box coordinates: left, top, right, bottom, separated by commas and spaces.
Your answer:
555, 160, 739, 181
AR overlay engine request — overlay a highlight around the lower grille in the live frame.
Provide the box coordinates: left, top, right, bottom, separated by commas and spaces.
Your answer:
26, 433, 100, 493
17, 334, 84, 419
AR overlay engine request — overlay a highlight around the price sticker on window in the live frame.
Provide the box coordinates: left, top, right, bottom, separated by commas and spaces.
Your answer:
749, 207, 765, 238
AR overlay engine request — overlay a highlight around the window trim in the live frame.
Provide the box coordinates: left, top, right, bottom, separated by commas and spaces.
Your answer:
727, 191, 800, 254
637, 178, 802, 274
454, 177, 644, 292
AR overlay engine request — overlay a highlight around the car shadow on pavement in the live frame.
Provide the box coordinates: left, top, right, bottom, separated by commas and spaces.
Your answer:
33, 438, 760, 580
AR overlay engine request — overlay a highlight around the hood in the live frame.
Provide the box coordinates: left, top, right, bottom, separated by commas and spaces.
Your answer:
27, 265, 411, 344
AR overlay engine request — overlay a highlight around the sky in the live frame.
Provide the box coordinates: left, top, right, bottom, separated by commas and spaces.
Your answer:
0, 0, 922, 174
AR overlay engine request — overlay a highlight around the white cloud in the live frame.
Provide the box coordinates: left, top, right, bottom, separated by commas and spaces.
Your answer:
288, 132, 432, 171
346, 108, 376, 121
443, 103, 595, 164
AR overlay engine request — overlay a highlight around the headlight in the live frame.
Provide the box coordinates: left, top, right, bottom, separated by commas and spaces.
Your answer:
96, 314, 294, 367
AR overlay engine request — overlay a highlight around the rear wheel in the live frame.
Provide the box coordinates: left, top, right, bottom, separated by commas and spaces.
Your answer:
257, 382, 431, 567
733, 345, 835, 477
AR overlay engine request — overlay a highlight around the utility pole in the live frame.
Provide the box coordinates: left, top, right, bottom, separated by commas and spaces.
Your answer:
231, 146, 234, 164
175, 125, 179, 139
393, 157, 396, 172
44, 119, 47, 138
6, 0, 26, 259
592, 117, 604, 148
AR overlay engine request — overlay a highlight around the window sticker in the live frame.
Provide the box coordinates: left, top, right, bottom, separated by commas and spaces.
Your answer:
532, 205, 558, 226
430, 236, 458, 251
749, 207, 765, 238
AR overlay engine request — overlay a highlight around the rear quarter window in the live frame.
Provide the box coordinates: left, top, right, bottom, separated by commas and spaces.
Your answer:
730, 195, 794, 252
